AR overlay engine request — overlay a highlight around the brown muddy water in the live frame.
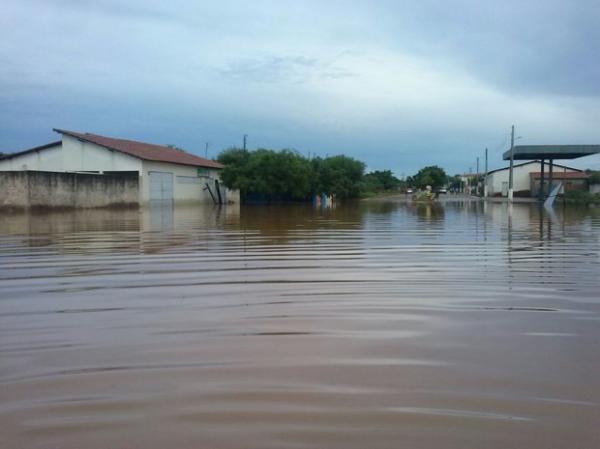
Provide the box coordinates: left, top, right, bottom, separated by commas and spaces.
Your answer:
1, 201, 599, 449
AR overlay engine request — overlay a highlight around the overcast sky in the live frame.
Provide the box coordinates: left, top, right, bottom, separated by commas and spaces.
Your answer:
2, 0, 600, 174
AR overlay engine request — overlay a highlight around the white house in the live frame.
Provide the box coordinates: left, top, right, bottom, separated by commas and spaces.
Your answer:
485, 161, 586, 197
0, 129, 238, 205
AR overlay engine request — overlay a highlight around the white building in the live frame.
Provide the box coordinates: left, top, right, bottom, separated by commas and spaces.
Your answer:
485, 161, 585, 197
0, 129, 238, 205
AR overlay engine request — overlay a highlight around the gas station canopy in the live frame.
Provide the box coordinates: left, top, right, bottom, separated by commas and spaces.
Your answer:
503, 145, 600, 161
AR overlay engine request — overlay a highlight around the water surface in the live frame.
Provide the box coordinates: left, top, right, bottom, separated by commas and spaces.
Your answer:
1, 201, 599, 449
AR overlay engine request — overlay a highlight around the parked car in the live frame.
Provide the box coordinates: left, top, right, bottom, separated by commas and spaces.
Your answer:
406, 188, 413, 194
437, 188, 447, 194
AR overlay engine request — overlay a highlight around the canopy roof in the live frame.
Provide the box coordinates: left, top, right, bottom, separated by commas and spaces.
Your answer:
503, 145, 600, 161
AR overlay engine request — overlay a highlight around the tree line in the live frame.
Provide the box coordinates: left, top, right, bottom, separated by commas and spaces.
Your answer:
216, 147, 463, 202
216, 148, 403, 202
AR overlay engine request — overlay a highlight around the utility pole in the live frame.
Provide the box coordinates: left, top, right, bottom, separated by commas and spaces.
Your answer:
468, 167, 472, 195
243, 134, 247, 151
508, 125, 515, 202
205, 142, 209, 159
484, 147, 488, 198
476, 157, 480, 196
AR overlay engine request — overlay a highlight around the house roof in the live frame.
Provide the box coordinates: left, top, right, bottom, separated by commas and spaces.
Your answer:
0, 141, 62, 160
487, 160, 582, 176
529, 171, 589, 179
54, 129, 223, 169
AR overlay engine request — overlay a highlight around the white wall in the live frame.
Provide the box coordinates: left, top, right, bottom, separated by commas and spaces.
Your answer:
61, 135, 142, 173
0, 144, 62, 171
0, 137, 142, 174
141, 160, 223, 204
487, 162, 580, 197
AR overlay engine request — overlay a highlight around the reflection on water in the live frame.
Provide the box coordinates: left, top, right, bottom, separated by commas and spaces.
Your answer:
1, 201, 599, 449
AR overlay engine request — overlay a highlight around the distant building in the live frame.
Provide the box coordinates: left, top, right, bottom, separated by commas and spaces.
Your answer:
459, 173, 481, 195
485, 161, 587, 197
0, 129, 238, 205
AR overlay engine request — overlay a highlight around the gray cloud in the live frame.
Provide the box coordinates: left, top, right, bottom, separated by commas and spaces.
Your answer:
217, 56, 356, 84
1, 0, 600, 174
20, 0, 179, 23
374, 0, 600, 97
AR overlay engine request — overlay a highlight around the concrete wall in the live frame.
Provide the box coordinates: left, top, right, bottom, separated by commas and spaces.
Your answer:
487, 162, 580, 197
0, 172, 29, 208
0, 171, 139, 209
590, 184, 600, 194
531, 178, 588, 197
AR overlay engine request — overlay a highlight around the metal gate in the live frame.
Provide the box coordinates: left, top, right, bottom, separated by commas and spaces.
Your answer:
149, 172, 173, 202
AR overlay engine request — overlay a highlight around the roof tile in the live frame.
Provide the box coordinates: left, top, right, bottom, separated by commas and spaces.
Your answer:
54, 129, 223, 169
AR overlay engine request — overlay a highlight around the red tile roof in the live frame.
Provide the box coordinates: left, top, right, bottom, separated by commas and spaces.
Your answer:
529, 171, 589, 179
54, 129, 223, 169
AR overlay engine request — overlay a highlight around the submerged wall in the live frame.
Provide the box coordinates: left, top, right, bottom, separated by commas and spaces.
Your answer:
0, 171, 139, 209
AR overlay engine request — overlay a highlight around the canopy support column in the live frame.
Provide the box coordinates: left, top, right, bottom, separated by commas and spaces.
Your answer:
539, 159, 545, 202
548, 159, 553, 200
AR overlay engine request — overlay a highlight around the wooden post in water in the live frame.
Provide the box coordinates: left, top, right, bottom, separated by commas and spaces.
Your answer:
215, 179, 223, 205
204, 183, 217, 204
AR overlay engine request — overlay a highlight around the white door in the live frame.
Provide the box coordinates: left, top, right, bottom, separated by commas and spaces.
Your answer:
501, 181, 509, 197
149, 172, 173, 201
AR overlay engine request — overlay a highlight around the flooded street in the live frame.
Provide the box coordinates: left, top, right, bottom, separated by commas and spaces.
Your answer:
1, 201, 599, 449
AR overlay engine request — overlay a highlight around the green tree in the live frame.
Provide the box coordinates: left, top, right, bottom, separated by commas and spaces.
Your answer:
585, 170, 600, 184
363, 170, 400, 191
316, 155, 365, 199
412, 165, 447, 190
218, 148, 312, 201
217, 148, 252, 192
217, 148, 366, 201
447, 175, 462, 192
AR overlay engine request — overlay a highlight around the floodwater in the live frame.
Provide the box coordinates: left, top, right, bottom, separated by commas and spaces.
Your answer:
1, 200, 599, 449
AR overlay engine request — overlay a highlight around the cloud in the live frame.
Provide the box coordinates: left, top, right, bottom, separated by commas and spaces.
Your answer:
1, 0, 599, 174
216, 55, 356, 84
373, 0, 600, 97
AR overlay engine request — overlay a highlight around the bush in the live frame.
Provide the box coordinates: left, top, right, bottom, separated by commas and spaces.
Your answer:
564, 190, 600, 204
217, 148, 366, 202
589, 172, 600, 184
